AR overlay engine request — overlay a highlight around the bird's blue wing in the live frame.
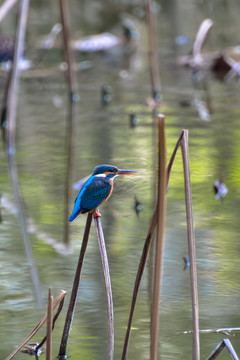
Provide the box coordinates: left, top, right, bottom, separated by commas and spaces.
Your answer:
69, 176, 94, 221
69, 176, 111, 221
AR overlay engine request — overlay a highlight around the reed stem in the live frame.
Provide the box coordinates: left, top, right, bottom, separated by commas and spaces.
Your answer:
94, 216, 114, 360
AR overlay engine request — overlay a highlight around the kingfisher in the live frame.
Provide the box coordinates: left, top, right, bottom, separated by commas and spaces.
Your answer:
69, 164, 138, 221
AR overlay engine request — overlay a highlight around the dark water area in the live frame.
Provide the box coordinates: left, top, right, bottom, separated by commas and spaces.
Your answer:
1, 0, 240, 359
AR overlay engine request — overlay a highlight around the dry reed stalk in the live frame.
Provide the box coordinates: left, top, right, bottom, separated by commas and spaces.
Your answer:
181, 130, 200, 360
5, 290, 66, 360
46, 288, 53, 360
94, 216, 114, 360
150, 114, 167, 360
58, 213, 92, 358
122, 130, 184, 360
59, 0, 78, 245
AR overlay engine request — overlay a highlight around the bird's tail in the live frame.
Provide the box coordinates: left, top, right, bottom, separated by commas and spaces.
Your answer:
69, 210, 80, 222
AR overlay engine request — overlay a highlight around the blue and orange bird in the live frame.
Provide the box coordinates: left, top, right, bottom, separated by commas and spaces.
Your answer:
69, 164, 138, 221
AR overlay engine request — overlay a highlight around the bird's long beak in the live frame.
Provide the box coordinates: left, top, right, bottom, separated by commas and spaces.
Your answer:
117, 169, 138, 175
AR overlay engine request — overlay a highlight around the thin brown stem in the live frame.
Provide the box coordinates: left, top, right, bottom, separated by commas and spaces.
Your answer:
58, 213, 92, 358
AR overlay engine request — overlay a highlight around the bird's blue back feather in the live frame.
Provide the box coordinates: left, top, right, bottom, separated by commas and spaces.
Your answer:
69, 175, 112, 221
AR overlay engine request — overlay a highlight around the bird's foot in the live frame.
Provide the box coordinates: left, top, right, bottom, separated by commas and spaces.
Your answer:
93, 210, 102, 218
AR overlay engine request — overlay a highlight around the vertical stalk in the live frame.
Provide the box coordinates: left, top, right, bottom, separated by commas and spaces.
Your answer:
46, 288, 53, 360
181, 130, 200, 360
150, 114, 167, 360
58, 213, 92, 358
59, 0, 78, 245
94, 216, 114, 360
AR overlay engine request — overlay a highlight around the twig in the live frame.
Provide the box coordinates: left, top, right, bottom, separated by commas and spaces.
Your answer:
184, 327, 240, 336
122, 129, 184, 360
58, 213, 92, 358
59, 0, 78, 245
94, 216, 114, 360
150, 114, 167, 360
46, 288, 53, 360
4, 290, 66, 360
181, 130, 200, 360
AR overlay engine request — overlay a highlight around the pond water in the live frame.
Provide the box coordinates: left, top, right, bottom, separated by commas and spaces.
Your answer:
1, 1, 240, 359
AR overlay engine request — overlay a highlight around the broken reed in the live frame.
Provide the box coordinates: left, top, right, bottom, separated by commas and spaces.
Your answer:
5, 290, 66, 360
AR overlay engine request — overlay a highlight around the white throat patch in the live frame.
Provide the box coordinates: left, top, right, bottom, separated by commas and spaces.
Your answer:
95, 174, 106, 177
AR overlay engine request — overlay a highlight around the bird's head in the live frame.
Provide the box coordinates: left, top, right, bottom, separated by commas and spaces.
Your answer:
92, 164, 138, 179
